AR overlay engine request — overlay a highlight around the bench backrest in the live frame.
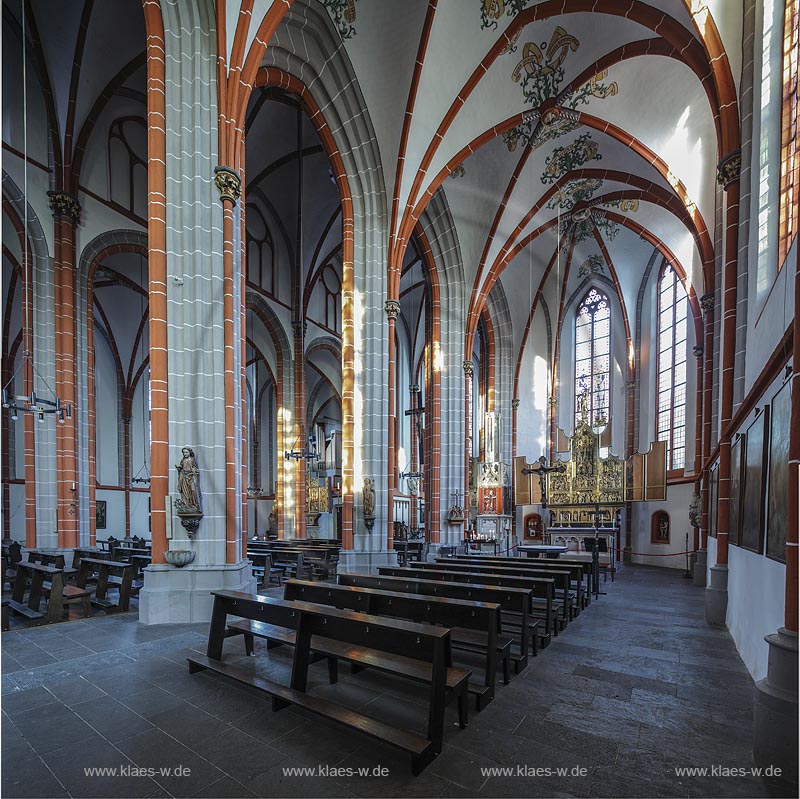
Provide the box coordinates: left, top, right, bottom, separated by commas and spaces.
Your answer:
378, 566, 555, 597
27, 551, 66, 569
211, 589, 450, 664
431, 559, 576, 586
339, 572, 534, 614
284, 579, 500, 634
443, 555, 584, 579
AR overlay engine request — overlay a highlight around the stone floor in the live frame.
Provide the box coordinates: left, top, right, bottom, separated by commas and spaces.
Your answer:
1, 565, 795, 798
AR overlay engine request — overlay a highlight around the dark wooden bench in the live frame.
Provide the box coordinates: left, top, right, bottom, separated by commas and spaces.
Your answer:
1, 595, 9, 631
448, 555, 590, 609
10, 561, 91, 624
432, 558, 580, 622
71, 548, 109, 571
267, 550, 313, 580
26, 550, 78, 580
348, 571, 541, 672
76, 558, 133, 612
417, 560, 574, 627
247, 551, 284, 588
380, 565, 558, 642
190, 590, 466, 774
283, 579, 505, 710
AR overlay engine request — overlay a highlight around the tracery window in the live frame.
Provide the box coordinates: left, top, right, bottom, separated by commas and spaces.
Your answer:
574, 288, 610, 430
778, 0, 799, 269
656, 265, 688, 471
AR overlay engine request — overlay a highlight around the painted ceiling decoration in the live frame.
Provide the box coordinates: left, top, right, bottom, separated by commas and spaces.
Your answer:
577, 253, 605, 279
480, 0, 531, 32
511, 27, 580, 108
542, 133, 602, 184
546, 178, 604, 211
322, 0, 358, 40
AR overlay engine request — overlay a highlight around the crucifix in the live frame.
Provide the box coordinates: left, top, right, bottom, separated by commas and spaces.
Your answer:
521, 456, 566, 510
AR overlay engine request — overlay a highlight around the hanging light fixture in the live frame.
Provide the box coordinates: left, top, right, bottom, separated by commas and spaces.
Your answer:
2, 3, 72, 425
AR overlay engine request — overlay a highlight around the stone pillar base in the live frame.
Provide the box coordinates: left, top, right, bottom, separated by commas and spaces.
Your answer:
754, 628, 799, 785
138, 561, 255, 624
337, 549, 399, 575
704, 564, 728, 626
693, 549, 707, 587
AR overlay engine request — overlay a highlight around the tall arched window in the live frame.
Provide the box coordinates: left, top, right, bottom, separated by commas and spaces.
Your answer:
574, 287, 610, 430
656, 265, 688, 471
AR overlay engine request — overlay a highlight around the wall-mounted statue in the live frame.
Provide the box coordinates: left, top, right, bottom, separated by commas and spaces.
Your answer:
689, 492, 702, 528
362, 477, 376, 518
175, 446, 203, 537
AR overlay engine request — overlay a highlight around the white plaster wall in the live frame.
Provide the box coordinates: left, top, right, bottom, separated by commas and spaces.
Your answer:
129, 489, 150, 539
726, 545, 786, 681
6, 483, 27, 541
96, 488, 126, 539
630, 482, 695, 569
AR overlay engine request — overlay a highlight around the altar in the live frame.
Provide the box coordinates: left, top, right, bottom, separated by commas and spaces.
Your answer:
545, 526, 619, 562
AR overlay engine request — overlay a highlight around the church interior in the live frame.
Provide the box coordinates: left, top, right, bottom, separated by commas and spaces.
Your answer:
1, 0, 798, 797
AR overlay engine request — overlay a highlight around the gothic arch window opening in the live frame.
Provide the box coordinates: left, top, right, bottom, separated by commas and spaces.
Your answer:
656, 264, 688, 471
574, 287, 610, 434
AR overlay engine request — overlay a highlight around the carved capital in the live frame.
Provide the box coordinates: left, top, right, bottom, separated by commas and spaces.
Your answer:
409, 384, 420, 394
511, 398, 520, 410
47, 191, 81, 224
292, 319, 306, 338
462, 360, 474, 376
700, 291, 715, 313
547, 396, 558, 407
693, 345, 704, 358
716, 150, 741, 190
384, 299, 401, 320
213, 166, 242, 204
625, 380, 636, 391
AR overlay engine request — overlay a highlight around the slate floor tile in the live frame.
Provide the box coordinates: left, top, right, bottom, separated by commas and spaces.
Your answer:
73, 695, 155, 742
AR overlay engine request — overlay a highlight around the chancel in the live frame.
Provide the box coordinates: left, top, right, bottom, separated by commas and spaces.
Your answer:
1, 1, 798, 797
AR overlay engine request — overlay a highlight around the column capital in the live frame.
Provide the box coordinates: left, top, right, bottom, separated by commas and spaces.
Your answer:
213, 166, 242, 204
625, 380, 636, 391
547, 396, 558, 407
716, 150, 741, 190
384, 299, 401, 320
700, 291, 715, 313
47, 191, 81, 224
511, 398, 520, 410
292, 319, 306, 338
693, 345, 704, 358
409, 384, 420, 394
462, 360, 474, 376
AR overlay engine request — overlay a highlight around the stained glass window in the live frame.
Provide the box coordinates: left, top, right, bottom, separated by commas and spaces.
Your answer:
657, 265, 688, 471
574, 288, 610, 431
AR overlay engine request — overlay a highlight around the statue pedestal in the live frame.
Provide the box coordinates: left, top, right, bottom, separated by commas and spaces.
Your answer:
139, 560, 254, 624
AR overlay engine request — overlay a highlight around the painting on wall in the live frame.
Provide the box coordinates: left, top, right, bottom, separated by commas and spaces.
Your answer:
741, 408, 769, 554
767, 380, 790, 562
729, 438, 743, 546
96, 500, 107, 530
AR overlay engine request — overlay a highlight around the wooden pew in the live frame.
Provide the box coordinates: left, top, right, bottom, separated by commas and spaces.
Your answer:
10, 562, 92, 624
190, 590, 466, 774
413, 560, 574, 626
435, 557, 585, 617
76, 558, 133, 612
348, 572, 540, 672
71, 548, 109, 571
26, 550, 79, 580
458, 554, 593, 607
283, 579, 505, 709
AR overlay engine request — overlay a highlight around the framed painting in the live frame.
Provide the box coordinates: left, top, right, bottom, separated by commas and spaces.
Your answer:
729, 437, 743, 546
741, 408, 769, 554
96, 499, 107, 530
766, 380, 790, 562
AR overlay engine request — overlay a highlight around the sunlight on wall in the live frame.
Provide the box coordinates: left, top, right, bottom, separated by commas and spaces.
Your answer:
533, 355, 548, 452
352, 288, 364, 489
433, 341, 443, 372
662, 106, 703, 209
279, 407, 294, 516
688, 1, 710, 37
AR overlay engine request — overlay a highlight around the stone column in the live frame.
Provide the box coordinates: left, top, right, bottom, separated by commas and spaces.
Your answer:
705, 151, 741, 626
48, 191, 81, 549
385, 299, 400, 552
408, 384, 420, 530
292, 320, 307, 538
139, 0, 253, 623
